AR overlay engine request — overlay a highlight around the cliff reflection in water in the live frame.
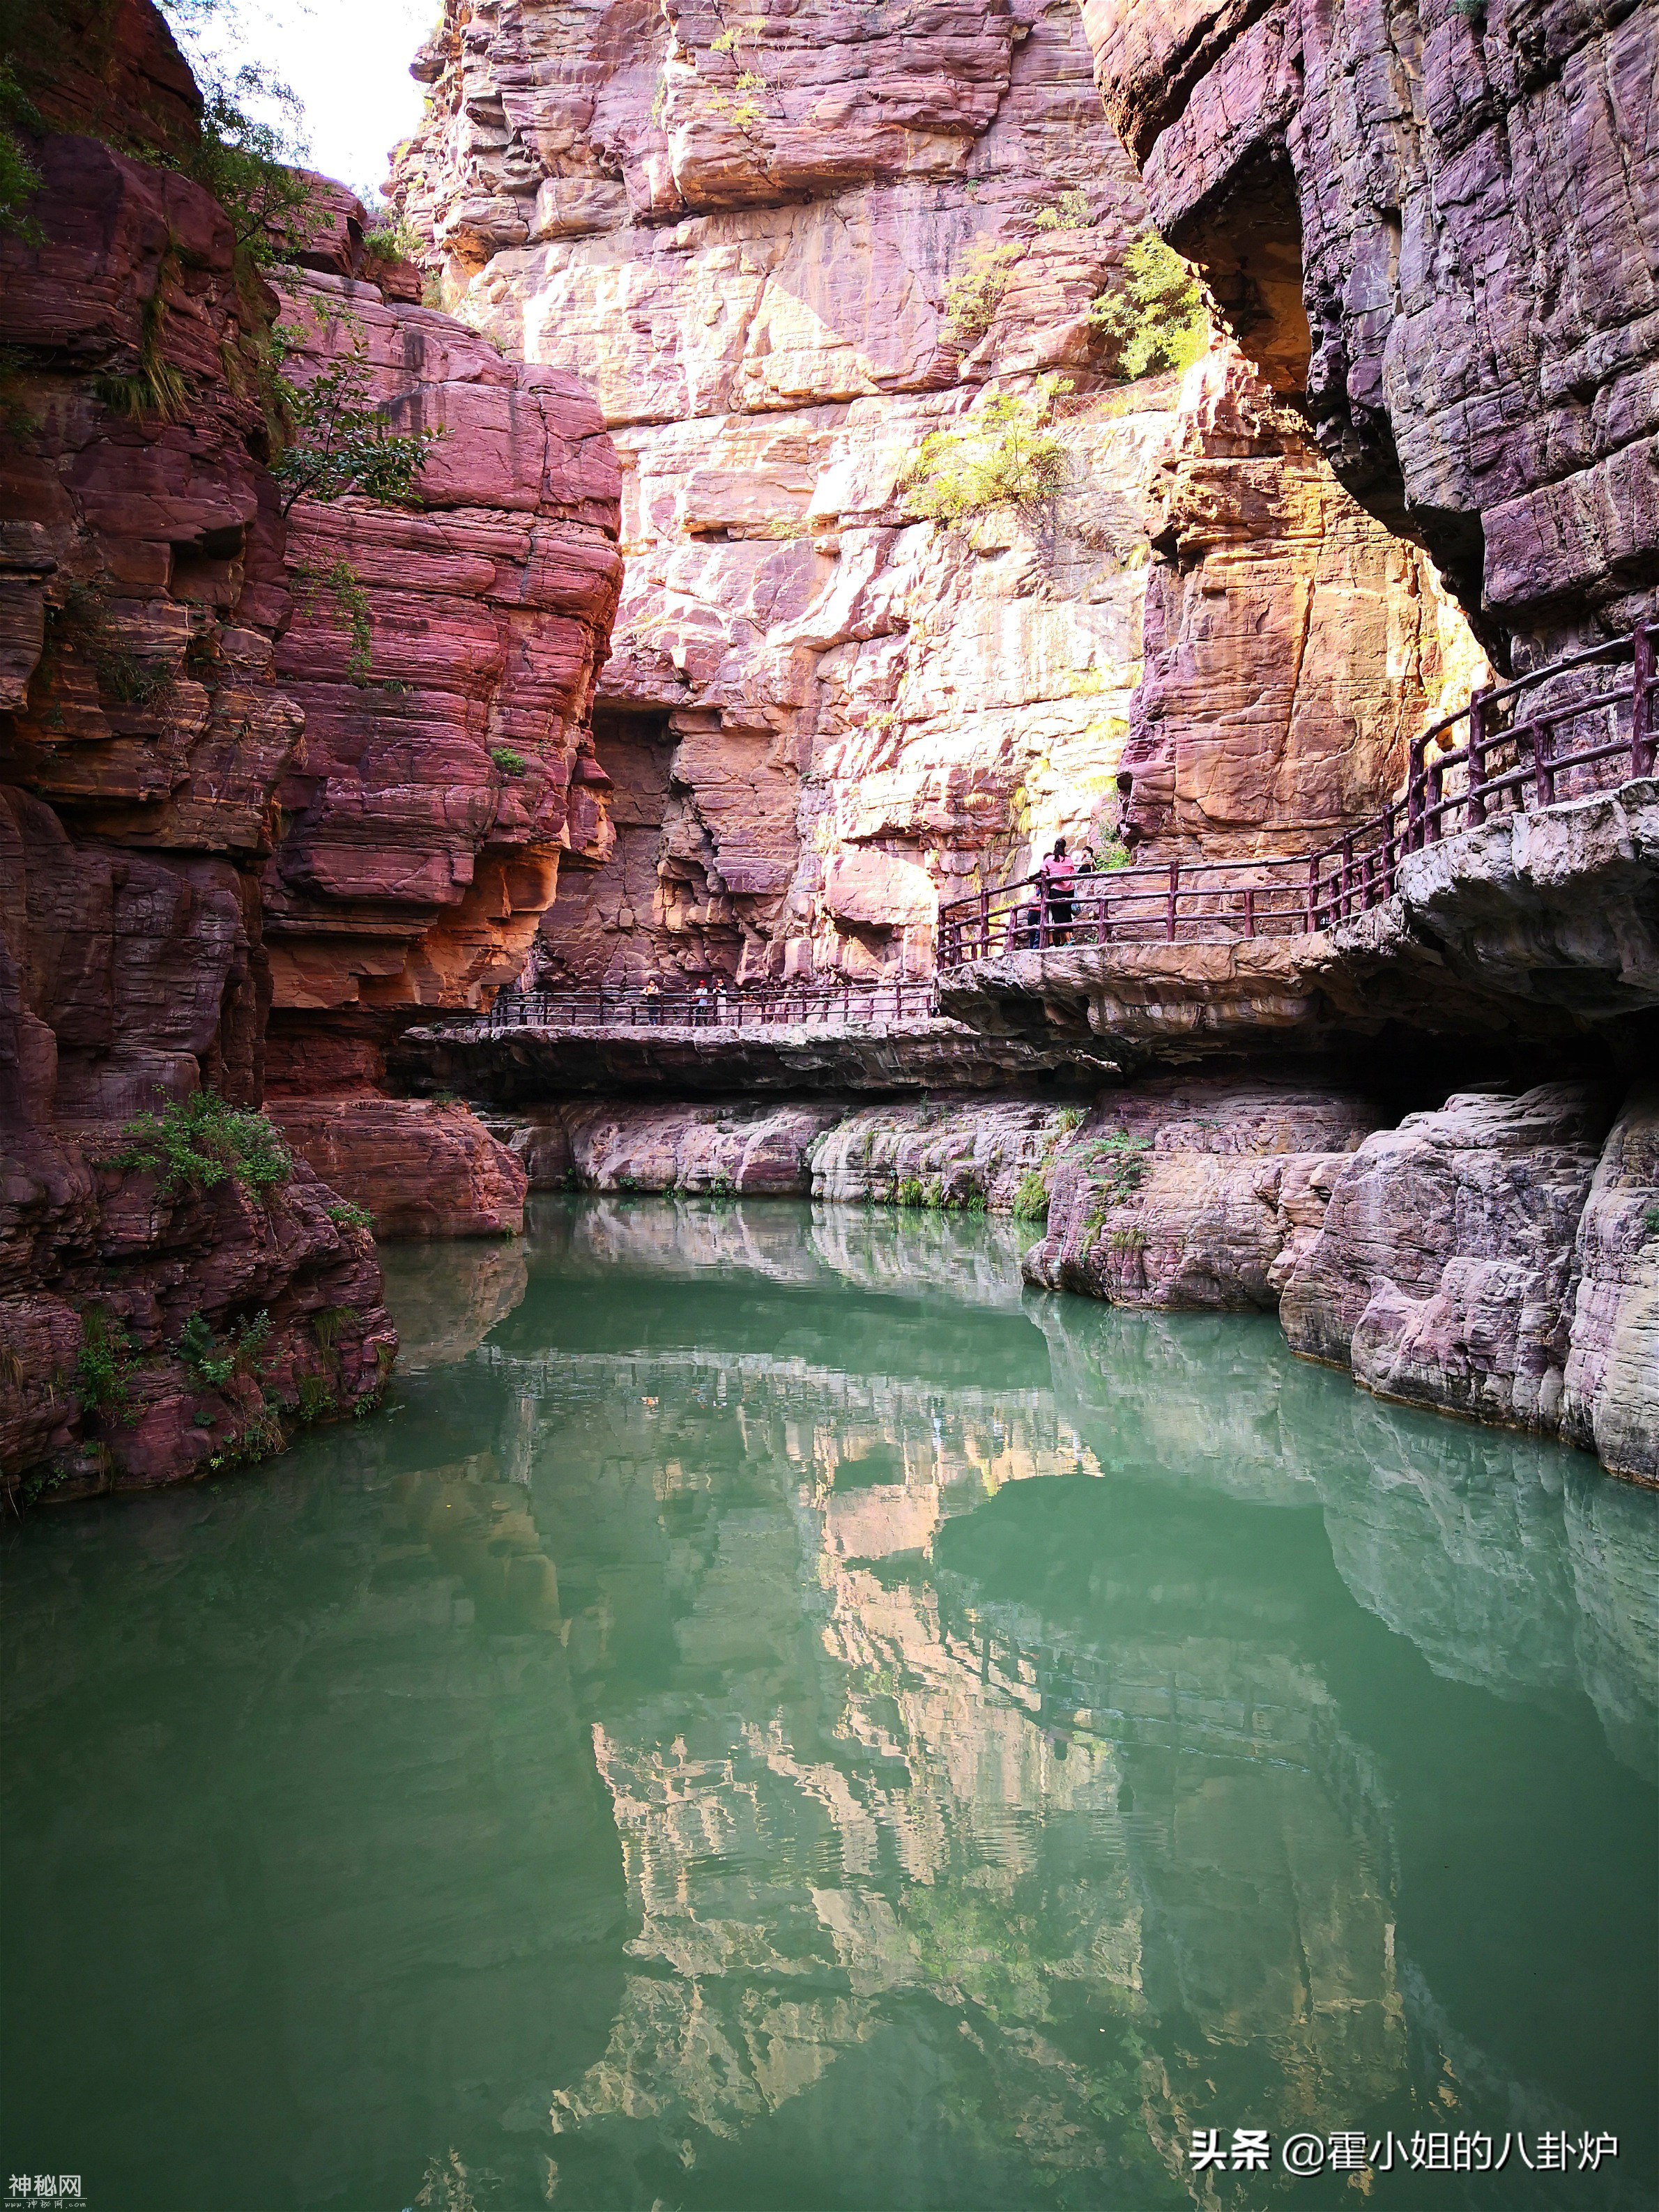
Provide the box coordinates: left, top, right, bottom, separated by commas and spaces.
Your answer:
1, 1195, 1653, 2212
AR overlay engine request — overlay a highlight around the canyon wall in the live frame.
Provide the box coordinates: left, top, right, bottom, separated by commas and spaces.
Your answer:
392, 0, 1483, 981
1075, 0, 1659, 663
0, 0, 622, 1491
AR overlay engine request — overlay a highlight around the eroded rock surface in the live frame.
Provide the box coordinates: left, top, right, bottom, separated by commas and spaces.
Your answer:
392, 0, 1479, 985
1279, 1084, 1614, 1438
1559, 1084, 1658, 1483
1024, 1076, 1379, 1307
812, 1096, 1078, 1211
1076, 0, 1659, 656
270, 1098, 529, 1238
0, 8, 399, 1491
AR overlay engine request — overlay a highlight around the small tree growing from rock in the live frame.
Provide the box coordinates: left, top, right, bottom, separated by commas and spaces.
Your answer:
902, 376, 1070, 527
942, 239, 1023, 346
1087, 235, 1209, 381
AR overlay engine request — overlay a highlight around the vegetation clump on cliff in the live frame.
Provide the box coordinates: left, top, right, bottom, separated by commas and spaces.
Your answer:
942, 238, 1023, 345
0, 59, 41, 238
903, 377, 1069, 526
114, 1090, 293, 1199
271, 323, 441, 515
1087, 236, 1209, 381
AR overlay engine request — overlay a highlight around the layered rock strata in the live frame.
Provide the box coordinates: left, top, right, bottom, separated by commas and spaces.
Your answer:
261, 251, 623, 1033
254, 190, 624, 1237
1280, 1084, 1657, 1482
0, 17, 394, 1493
0, 0, 624, 1491
268, 1098, 528, 1238
1076, 0, 1659, 659
391, 0, 1481, 981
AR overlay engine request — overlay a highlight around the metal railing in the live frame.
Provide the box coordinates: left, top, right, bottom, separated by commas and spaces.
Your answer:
940, 620, 1656, 967
466, 978, 942, 1035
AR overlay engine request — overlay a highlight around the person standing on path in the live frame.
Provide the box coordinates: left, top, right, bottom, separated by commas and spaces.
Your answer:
1040, 839, 1076, 942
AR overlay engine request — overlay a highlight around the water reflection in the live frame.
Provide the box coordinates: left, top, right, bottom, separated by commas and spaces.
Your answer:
1, 1196, 1653, 2212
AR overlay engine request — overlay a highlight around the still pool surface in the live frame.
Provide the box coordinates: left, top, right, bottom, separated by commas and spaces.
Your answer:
3, 1197, 1656, 2212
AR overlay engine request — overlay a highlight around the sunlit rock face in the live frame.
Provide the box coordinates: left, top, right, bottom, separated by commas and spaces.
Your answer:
1119, 347, 1488, 852
392, 0, 1482, 981
1076, 0, 1659, 660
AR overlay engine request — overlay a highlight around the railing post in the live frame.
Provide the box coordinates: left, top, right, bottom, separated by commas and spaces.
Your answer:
1306, 853, 1320, 932
1340, 836, 1354, 919
978, 886, 990, 961
1465, 687, 1489, 827
1165, 860, 1179, 942
1407, 738, 1424, 852
1634, 624, 1656, 778
1426, 753, 1444, 844
1534, 711, 1555, 808
1243, 885, 1255, 939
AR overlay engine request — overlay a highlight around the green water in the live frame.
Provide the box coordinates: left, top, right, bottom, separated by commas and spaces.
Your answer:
3, 1197, 1656, 2212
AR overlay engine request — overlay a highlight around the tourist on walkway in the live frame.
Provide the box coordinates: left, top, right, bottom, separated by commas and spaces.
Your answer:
693, 977, 712, 1026
1040, 839, 1076, 942
642, 974, 662, 1025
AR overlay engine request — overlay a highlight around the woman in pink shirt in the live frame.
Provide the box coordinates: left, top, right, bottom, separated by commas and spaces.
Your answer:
1039, 839, 1076, 942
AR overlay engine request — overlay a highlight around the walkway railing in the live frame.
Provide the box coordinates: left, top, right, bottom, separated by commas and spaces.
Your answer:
466, 978, 941, 1035
940, 620, 1656, 966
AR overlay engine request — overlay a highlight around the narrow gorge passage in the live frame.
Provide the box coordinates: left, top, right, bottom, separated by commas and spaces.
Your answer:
3, 1199, 1655, 2211
0, 0, 1656, 2204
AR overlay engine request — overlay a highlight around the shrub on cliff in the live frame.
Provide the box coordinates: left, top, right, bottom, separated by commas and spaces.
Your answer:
1013, 1171, 1049, 1220
1087, 236, 1209, 381
114, 1091, 293, 1199
178, 1308, 270, 1386
1032, 188, 1091, 233
943, 240, 1023, 346
75, 1308, 135, 1420
902, 378, 1069, 527
0, 60, 41, 240
272, 332, 442, 516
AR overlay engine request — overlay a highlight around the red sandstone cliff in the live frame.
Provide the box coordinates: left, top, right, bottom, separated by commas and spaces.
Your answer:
390, 0, 1486, 977
0, 1, 622, 1495
1075, 0, 1658, 666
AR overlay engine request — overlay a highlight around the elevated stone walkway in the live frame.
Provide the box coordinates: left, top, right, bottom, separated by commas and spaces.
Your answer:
940, 622, 1656, 967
